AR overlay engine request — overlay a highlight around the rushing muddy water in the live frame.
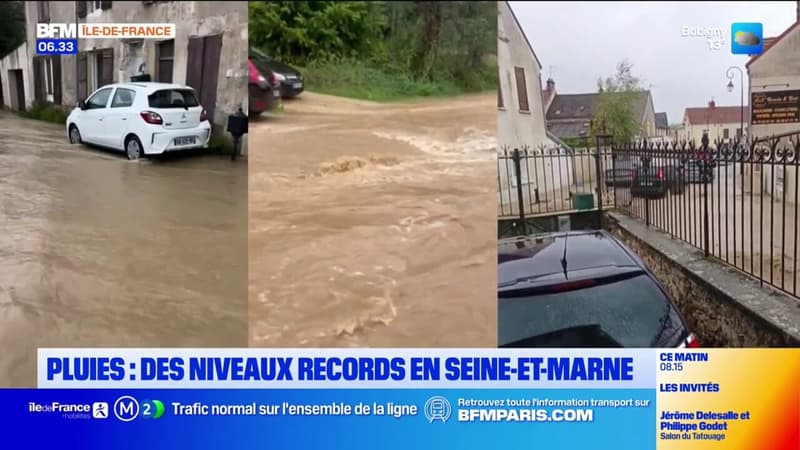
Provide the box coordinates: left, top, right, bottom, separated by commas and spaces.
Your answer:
249, 92, 497, 347
0, 113, 248, 386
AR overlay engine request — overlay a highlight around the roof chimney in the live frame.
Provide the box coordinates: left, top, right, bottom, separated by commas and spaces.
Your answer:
546, 78, 555, 92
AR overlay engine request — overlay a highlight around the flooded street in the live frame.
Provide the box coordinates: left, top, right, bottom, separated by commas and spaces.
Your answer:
0, 113, 248, 386
619, 162, 800, 298
249, 92, 497, 347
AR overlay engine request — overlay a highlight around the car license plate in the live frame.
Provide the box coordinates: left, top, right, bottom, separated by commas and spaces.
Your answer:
174, 137, 195, 146
273, 90, 281, 98
640, 181, 653, 186
293, 82, 303, 89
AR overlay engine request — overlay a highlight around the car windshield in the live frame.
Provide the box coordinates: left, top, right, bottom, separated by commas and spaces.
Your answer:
147, 89, 199, 108
498, 274, 670, 347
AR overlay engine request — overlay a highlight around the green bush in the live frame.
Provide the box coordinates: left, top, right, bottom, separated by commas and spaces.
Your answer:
207, 127, 234, 154
19, 101, 69, 124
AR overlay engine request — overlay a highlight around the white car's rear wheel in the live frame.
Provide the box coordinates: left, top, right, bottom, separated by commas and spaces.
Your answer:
125, 136, 144, 161
68, 125, 81, 144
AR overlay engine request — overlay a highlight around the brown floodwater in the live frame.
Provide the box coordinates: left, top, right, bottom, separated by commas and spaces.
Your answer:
0, 113, 248, 386
249, 92, 497, 347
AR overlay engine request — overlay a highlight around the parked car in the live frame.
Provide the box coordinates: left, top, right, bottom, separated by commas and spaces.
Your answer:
630, 165, 685, 198
685, 159, 714, 183
498, 230, 699, 348
604, 168, 634, 187
250, 47, 304, 99
66, 82, 211, 160
248, 58, 280, 117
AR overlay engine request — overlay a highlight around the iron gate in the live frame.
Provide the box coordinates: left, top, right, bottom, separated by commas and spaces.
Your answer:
497, 136, 614, 221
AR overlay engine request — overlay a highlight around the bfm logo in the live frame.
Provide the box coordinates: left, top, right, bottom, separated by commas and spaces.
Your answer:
36, 23, 78, 39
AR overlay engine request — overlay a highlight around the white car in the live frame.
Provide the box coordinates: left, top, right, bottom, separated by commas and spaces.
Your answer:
66, 82, 212, 160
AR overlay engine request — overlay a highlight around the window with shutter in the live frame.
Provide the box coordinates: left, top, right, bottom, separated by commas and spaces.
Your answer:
77, 52, 88, 101
53, 56, 62, 105
157, 40, 175, 83
514, 67, 529, 112
33, 57, 44, 102
97, 48, 114, 86
38, 1, 50, 23
498, 82, 504, 109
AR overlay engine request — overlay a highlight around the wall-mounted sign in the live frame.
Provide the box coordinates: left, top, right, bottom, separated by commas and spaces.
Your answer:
751, 90, 800, 125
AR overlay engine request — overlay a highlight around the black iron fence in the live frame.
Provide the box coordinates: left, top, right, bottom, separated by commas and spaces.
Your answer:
614, 132, 800, 299
498, 132, 800, 300
497, 139, 614, 221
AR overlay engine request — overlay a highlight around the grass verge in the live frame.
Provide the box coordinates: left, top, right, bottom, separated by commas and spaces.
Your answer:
300, 59, 468, 102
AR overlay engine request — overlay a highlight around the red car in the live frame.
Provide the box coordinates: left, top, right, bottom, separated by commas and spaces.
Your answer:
248, 58, 280, 116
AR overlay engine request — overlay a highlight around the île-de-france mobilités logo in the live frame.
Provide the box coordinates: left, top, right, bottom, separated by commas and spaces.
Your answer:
731, 23, 763, 55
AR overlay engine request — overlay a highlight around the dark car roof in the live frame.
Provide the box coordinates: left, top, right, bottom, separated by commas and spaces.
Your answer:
498, 230, 642, 287
249, 47, 300, 75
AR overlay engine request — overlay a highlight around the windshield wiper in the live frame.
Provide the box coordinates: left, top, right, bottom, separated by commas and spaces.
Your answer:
650, 302, 674, 346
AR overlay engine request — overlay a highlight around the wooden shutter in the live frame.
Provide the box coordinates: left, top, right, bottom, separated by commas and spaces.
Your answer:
39, 1, 50, 23
33, 57, 44, 102
53, 56, 62, 105
200, 34, 222, 123
101, 48, 114, 86
77, 0, 87, 18
101, 1, 112, 10
77, 52, 88, 101
185, 37, 204, 93
498, 82, 503, 108
514, 67, 529, 112
156, 40, 174, 83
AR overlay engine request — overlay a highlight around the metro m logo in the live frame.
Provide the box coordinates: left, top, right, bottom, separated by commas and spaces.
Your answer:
112, 396, 140, 422
36, 23, 77, 39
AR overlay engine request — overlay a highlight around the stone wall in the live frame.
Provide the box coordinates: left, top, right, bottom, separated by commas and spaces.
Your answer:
604, 212, 800, 347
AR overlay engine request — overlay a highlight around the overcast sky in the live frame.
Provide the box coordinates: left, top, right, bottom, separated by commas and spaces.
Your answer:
510, 1, 797, 125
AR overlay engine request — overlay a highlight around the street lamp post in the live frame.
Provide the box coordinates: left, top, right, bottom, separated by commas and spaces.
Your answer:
726, 66, 744, 141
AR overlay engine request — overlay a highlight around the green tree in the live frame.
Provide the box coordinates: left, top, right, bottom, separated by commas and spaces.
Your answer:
248, 1, 497, 100
592, 60, 645, 144
249, 1, 386, 64
0, 1, 25, 59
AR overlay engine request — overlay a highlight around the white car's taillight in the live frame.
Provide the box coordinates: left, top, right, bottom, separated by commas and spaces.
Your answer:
140, 111, 163, 125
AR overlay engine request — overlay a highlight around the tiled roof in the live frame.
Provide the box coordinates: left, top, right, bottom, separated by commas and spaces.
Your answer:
546, 91, 650, 122
747, 21, 800, 68
546, 120, 592, 139
683, 106, 749, 125
655, 112, 668, 129
763, 37, 779, 52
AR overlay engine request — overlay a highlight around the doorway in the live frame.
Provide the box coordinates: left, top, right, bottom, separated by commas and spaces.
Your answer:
8, 69, 25, 111
186, 34, 222, 123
